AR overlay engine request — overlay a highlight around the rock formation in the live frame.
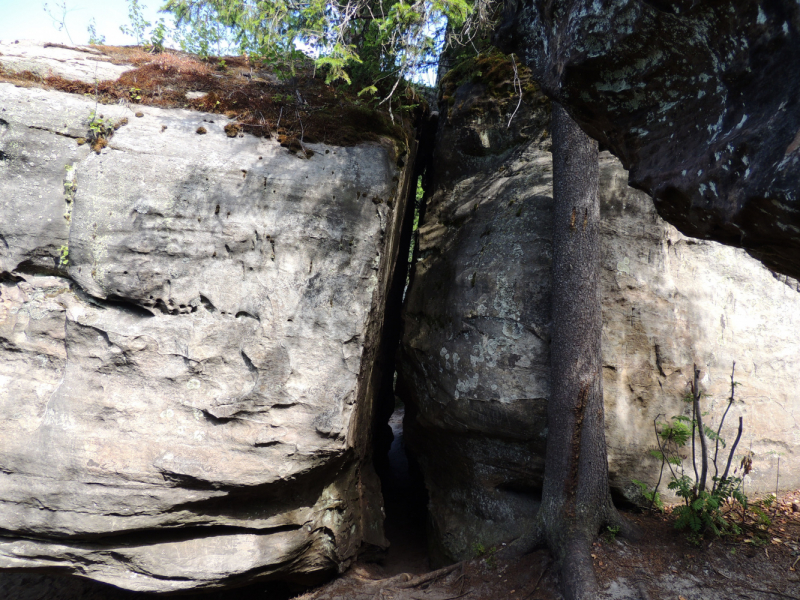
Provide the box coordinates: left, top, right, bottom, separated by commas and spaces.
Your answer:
3, 36, 800, 591
398, 62, 800, 564
0, 42, 414, 592
497, 1, 800, 280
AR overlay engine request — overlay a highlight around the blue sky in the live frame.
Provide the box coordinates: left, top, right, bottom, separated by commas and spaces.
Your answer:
0, 0, 166, 46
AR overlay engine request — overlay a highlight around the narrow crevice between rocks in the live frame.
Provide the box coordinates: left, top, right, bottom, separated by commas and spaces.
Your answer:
373, 401, 430, 576
369, 110, 440, 575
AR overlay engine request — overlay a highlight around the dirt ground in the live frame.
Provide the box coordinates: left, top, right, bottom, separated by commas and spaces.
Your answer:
296, 490, 800, 600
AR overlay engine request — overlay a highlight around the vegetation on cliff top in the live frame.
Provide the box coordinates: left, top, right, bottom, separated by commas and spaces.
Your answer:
0, 44, 418, 149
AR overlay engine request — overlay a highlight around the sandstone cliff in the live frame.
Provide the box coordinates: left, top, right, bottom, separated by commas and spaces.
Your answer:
0, 42, 414, 592
398, 62, 800, 564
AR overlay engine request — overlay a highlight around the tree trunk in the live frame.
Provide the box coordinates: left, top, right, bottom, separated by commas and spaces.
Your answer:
514, 103, 638, 599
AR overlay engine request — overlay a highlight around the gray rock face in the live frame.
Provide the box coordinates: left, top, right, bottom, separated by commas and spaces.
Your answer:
497, 1, 800, 280
398, 81, 800, 564
0, 51, 413, 591
0, 40, 134, 84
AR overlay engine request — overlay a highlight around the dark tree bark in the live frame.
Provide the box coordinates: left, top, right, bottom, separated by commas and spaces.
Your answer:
513, 103, 638, 599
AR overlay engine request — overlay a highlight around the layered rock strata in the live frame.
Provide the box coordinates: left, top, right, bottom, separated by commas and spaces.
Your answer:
398, 75, 800, 564
0, 46, 414, 592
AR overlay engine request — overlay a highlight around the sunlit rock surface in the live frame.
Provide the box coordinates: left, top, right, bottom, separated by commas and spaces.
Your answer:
0, 44, 413, 592
398, 76, 800, 564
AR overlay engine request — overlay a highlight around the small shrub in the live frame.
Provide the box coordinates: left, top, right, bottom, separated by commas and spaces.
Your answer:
636, 362, 752, 543
86, 111, 116, 153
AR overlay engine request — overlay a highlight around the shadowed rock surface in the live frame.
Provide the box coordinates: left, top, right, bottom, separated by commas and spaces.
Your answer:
398, 66, 800, 564
498, 0, 800, 280
0, 44, 414, 592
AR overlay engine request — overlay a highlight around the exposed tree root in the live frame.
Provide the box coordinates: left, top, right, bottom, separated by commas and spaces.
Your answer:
560, 535, 598, 600
605, 505, 643, 542
500, 501, 642, 599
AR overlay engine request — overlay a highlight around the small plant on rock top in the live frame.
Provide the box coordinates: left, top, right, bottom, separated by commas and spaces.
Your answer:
86, 111, 128, 154
86, 111, 115, 153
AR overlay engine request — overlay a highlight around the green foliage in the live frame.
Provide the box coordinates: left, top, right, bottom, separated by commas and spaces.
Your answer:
120, 0, 152, 46
632, 478, 664, 512
87, 18, 106, 45
660, 416, 691, 446
58, 245, 69, 267
602, 525, 621, 543
636, 363, 753, 543
407, 176, 423, 264
161, 0, 480, 97
671, 482, 745, 545
664, 469, 749, 544
149, 18, 168, 52
88, 111, 115, 138
471, 542, 496, 567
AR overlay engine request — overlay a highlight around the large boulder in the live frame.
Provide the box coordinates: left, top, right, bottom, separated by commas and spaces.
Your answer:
0, 44, 414, 592
498, 1, 800, 280
398, 63, 800, 564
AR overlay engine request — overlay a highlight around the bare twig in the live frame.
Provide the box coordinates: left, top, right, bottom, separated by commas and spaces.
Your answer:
391, 563, 461, 589
692, 364, 710, 492
507, 54, 523, 129
691, 373, 699, 487
296, 109, 309, 158
719, 416, 743, 483
257, 110, 271, 137
712, 361, 737, 491
650, 413, 673, 510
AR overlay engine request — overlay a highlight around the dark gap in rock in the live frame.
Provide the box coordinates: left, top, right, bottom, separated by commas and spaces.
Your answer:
199, 294, 217, 312
0, 271, 23, 283
154, 298, 179, 315
12, 258, 64, 277
235, 310, 259, 321
104, 294, 157, 317
370, 113, 439, 575
373, 398, 430, 576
